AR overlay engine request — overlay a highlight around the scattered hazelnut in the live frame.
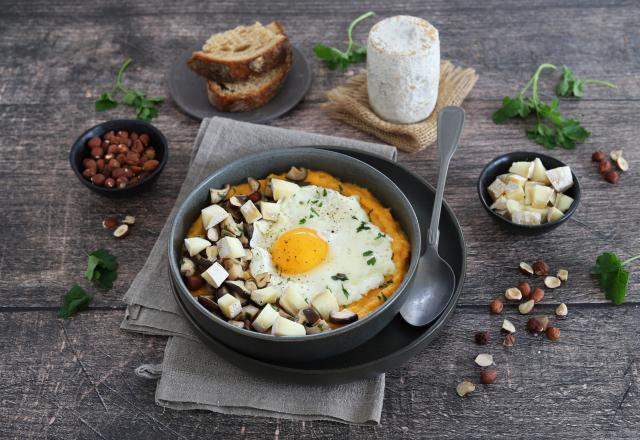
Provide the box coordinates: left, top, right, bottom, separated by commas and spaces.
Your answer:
599, 160, 613, 174
475, 331, 490, 345
605, 171, 620, 184
186, 275, 205, 290
610, 149, 623, 161
480, 368, 497, 385
502, 319, 516, 334
532, 261, 549, 276
519, 262, 534, 276
527, 317, 544, 334
489, 298, 503, 314
503, 334, 516, 347
531, 287, 545, 303
113, 224, 129, 239
546, 326, 561, 341
102, 216, 118, 230
505, 287, 523, 301
544, 276, 561, 289
538, 315, 550, 331
617, 157, 629, 172
456, 381, 476, 397
517, 281, 531, 299
591, 150, 605, 162
555, 303, 568, 317
123, 215, 136, 225
557, 269, 569, 282
518, 299, 535, 315
474, 353, 494, 367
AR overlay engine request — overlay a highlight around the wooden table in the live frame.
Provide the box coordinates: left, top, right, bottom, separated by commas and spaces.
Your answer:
1, 0, 639, 438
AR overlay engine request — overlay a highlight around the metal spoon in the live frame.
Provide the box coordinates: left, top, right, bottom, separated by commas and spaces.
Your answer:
400, 106, 465, 326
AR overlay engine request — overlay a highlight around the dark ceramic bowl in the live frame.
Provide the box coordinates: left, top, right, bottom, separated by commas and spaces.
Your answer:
168, 148, 422, 363
478, 151, 580, 235
69, 119, 168, 197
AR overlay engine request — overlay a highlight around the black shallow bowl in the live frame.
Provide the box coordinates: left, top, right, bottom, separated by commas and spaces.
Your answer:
478, 151, 581, 235
69, 120, 168, 197
169, 148, 421, 363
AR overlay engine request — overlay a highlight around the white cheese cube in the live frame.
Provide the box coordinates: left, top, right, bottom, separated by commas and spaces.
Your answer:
239, 199, 262, 224
271, 179, 300, 201
523, 182, 538, 206
489, 195, 507, 211
504, 183, 525, 202
184, 237, 211, 257
217, 236, 245, 259
511, 210, 542, 225
279, 286, 308, 316
241, 304, 260, 321
271, 316, 306, 336
506, 199, 524, 216
505, 173, 527, 187
310, 290, 339, 320
259, 201, 280, 221
546, 166, 573, 193
524, 206, 549, 217
252, 304, 279, 332
531, 158, 551, 184
497, 173, 510, 183
201, 262, 229, 288
218, 293, 242, 319
220, 216, 242, 237
250, 286, 280, 306
201, 205, 229, 229
554, 193, 574, 213
487, 178, 506, 201
547, 207, 564, 223
509, 161, 534, 179
531, 185, 555, 209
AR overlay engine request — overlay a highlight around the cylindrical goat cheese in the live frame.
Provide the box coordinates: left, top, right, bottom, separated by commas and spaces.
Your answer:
367, 16, 440, 124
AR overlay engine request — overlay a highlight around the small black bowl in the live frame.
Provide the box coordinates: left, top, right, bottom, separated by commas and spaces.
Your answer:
69, 119, 168, 197
478, 151, 580, 235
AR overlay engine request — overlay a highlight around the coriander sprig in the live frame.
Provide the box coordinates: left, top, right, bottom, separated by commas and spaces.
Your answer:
556, 65, 616, 98
592, 252, 640, 305
314, 11, 375, 70
95, 58, 164, 121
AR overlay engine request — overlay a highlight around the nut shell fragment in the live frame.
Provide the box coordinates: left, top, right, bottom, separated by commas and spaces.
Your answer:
505, 287, 522, 301
557, 269, 569, 282
518, 299, 535, 315
519, 262, 534, 275
502, 319, 516, 334
544, 276, 561, 289
113, 224, 129, 238
474, 353, 494, 367
617, 157, 629, 172
456, 381, 475, 397
610, 149, 623, 161
555, 303, 568, 317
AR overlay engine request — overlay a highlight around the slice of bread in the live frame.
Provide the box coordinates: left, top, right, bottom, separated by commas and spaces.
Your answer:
206, 49, 292, 112
188, 21, 290, 83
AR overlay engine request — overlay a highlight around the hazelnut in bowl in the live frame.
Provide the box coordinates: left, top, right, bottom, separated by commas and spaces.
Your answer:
478, 151, 581, 235
69, 119, 168, 197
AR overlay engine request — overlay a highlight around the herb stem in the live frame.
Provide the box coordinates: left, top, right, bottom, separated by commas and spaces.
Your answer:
582, 79, 617, 89
531, 63, 557, 102
114, 58, 134, 94
621, 254, 640, 266
346, 11, 375, 53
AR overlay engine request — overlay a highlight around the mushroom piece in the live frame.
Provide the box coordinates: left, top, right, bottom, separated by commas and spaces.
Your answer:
214, 285, 230, 301
286, 166, 308, 181
305, 319, 330, 335
179, 257, 196, 277
224, 280, 250, 299
210, 184, 230, 204
192, 254, 213, 271
206, 226, 220, 242
254, 272, 271, 288
247, 177, 260, 193
228, 320, 245, 329
263, 178, 274, 199
229, 195, 246, 207
329, 309, 359, 324
198, 296, 220, 315
301, 307, 320, 325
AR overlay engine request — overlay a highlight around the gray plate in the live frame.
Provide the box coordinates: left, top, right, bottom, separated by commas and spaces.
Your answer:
170, 147, 466, 384
168, 44, 311, 123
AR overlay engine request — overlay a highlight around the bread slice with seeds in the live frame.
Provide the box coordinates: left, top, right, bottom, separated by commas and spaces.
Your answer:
188, 21, 290, 83
206, 49, 292, 112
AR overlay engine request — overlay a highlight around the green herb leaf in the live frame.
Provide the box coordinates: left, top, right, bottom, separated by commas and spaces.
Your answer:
95, 92, 118, 112
314, 12, 375, 70
363, 250, 373, 256
378, 280, 393, 289
367, 257, 376, 266
556, 65, 616, 98
58, 285, 93, 319
85, 249, 118, 290
375, 232, 386, 240
341, 284, 350, 298
356, 221, 370, 232
377, 292, 388, 303
591, 252, 640, 305
322, 188, 327, 197
299, 218, 307, 224
331, 273, 348, 281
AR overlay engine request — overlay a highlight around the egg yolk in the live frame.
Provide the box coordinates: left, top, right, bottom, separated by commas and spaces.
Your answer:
271, 228, 328, 274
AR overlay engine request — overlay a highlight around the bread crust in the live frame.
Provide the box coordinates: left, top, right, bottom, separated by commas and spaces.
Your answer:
206, 49, 292, 112
188, 21, 290, 83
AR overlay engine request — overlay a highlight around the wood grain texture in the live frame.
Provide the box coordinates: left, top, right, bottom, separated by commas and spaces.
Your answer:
0, 0, 639, 437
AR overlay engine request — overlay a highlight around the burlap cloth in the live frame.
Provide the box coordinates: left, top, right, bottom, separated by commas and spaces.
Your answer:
323, 61, 478, 153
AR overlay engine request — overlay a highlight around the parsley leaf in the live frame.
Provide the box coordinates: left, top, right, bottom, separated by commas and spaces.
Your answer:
356, 221, 370, 232
95, 58, 164, 121
363, 250, 373, 256
299, 218, 307, 224
367, 257, 376, 266
591, 252, 640, 305
375, 232, 386, 240
331, 273, 348, 281
58, 285, 93, 319
556, 65, 616, 98
314, 12, 375, 70
85, 249, 118, 289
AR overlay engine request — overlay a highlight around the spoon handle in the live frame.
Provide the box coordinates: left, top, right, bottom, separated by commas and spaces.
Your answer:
428, 106, 465, 247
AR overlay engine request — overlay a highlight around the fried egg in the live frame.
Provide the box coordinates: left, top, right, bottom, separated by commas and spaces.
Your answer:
249, 185, 395, 305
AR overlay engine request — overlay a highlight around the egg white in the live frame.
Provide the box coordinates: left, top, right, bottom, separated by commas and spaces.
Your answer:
249, 185, 395, 305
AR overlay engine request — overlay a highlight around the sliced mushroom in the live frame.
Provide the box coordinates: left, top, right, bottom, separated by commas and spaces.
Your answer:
263, 178, 274, 199
241, 304, 260, 321
224, 280, 250, 298
239, 234, 249, 247
329, 309, 358, 324
220, 216, 242, 237
180, 257, 196, 277
228, 320, 245, 329
247, 177, 260, 193
232, 292, 249, 306
248, 191, 262, 203
214, 285, 229, 301
222, 259, 244, 281
254, 272, 271, 288
229, 195, 246, 207
278, 308, 294, 320
244, 223, 254, 240
305, 319, 330, 335
206, 226, 219, 242
245, 280, 258, 292
192, 254, 213, 271
286, 166, 307, 181
210, 184, 230, 204
198, 296, 220, 315
301, 307, 320, 325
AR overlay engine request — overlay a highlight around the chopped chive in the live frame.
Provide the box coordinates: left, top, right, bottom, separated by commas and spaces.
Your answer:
310, 207, 320, 217
356, 221, 370, 232
341, 284, 350, 298
363, 250, 373, 256
378, 280, 393, 289
378, 293, 388, 302
367, 257, 376, 266
299, 218, 307, 224
331, 273, 348, 281
322, 188, 327, 196
375, 232, 386, 240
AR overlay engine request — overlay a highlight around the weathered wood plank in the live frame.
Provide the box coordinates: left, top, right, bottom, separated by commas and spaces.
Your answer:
1, 309, 638, 439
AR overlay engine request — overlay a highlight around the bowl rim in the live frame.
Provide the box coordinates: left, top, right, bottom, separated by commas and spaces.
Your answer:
168, 147, 422, 342
69, 119, 169, 193
477, 151, 581, 230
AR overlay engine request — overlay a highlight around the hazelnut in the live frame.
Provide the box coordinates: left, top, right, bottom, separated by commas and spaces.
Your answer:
531, 287, 545, 303
544, 276, 561, 289
489, 298, 503, 314
518, 281, 531, 299
186, 275, 205, 290
113, 224, 129, 239
88, 136, 102, 149
546, 326, 561, 341
591, 150, 605, 162
91, 173, 106, 186
538, 315, 550, 331
503, 334, 516, 347
475, 331, 490, 345
102, 216, 118, 229
105, 177, 116, 188
505, 287, 522, 301
456, 381, 476, 397
527, 317, 544, 333
518, 299, 535, 315
557, 269, 569, 281
123, 215, 136, 225
480, 368, 497, 385
555, 303, 568, 317
599, 160, 613, 174
519, 261, 534, 276
532, 261, 549, 276
502, 319, 516, 334
605, 171, 620, 184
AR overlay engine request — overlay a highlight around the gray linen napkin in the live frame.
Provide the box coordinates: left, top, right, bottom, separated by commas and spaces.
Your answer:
121, 117, 396, 424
